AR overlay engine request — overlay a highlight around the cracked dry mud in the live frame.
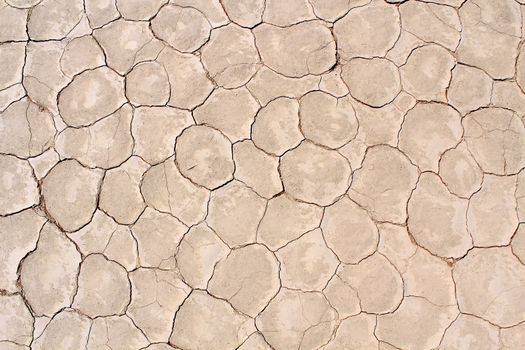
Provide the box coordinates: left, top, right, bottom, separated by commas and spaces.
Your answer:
1, 0, 525, 349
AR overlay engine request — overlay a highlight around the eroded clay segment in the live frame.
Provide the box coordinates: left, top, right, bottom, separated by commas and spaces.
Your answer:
141, 159, 209, 226
0, 3, 28, 42
399, 102, 463, 172
175, 125, 234, 190
403, 249, 457, 306
132, 208, 188, 268
512, 225, 525, 264
0, 209, 45, 292
170, 291, 255, 350
348, 146, 419, 223
152, 5, 211, 52
518, 44, 525, 93
158, 47, 214, 109
42, 160, 103, 232
309, 0, 369, 22
207, 181, 266, 247
257, 194, 323, 250
93, 20, 155, 74
193, 87, 260, 142
454, 247, 525, 327
376, 297, 459, 350
87, 316, 148, 350
319, 66, 349, 97
201, 24, 260, 88
340, 253, 403, 313
399, 1, 461, 50
85, 0, 119, 28
0, 43, 25, 91
322, 314, 378, 350
238, 334, 272, 350
400, 45, 455, 102
280, 141, 351, 206
209, 244, 280, 317
352, 91, 415, 146
323, 272, 361, 319
408, 173, 472, 259
19, 223, 81, 317
447, 65, 493, 115
172, 0, 227, 27
27, 0, 83, 40
251, 97, 303, 156
117, 0, 166, 20
256, 288, 337, 350
60, 36, 105, 78
0, 294, 33, 345
334, 1, 400, 59
342, 58, 401, 108
73, 254, 131, 318
463, 108, 525, 175
5, 0, 41, 8
101, 225, 138, 271
299, 92, 358, 149
176, 223, 230, 289
132, 106, 193, 164
0, 99, 56, 158
501, 323, 525, 350
128, 268, 190, 342
247, 67, 319, 106
55, 104, 134, 169
377, 224, 417, 274
439, 314, 500, 350
233, 140, 283, 198
467, 175, 519, 247
99, 156, 149, 225
254, 21, 336, 77
263, 0, 315, 26
439, 143, 483, 198
66, 210, 117, 256
222, 0, 264, 27
58, 67, 126, 127
32, 310, 91, 350
492, 81, 525, 117
465, 0, 521, 37
276, 229, 339, 291
23, 41, 69, 114
0, 155, 39, 216
457, 0, 520, 79
322, 196, 379, 264
126, 62, 170, 106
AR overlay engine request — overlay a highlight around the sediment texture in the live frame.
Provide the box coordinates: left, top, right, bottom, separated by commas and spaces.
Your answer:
1, 0, 525, 349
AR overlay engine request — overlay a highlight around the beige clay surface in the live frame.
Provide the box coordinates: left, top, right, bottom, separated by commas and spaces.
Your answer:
1, 0, 525, 349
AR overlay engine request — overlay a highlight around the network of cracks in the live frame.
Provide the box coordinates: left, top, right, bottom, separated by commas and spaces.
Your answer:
1, 0, 525, 349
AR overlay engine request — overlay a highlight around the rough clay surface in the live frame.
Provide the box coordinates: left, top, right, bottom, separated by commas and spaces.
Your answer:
1, 1, 524, 349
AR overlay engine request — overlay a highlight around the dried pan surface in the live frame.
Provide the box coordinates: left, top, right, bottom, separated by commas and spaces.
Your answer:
1, 0, 525, 349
